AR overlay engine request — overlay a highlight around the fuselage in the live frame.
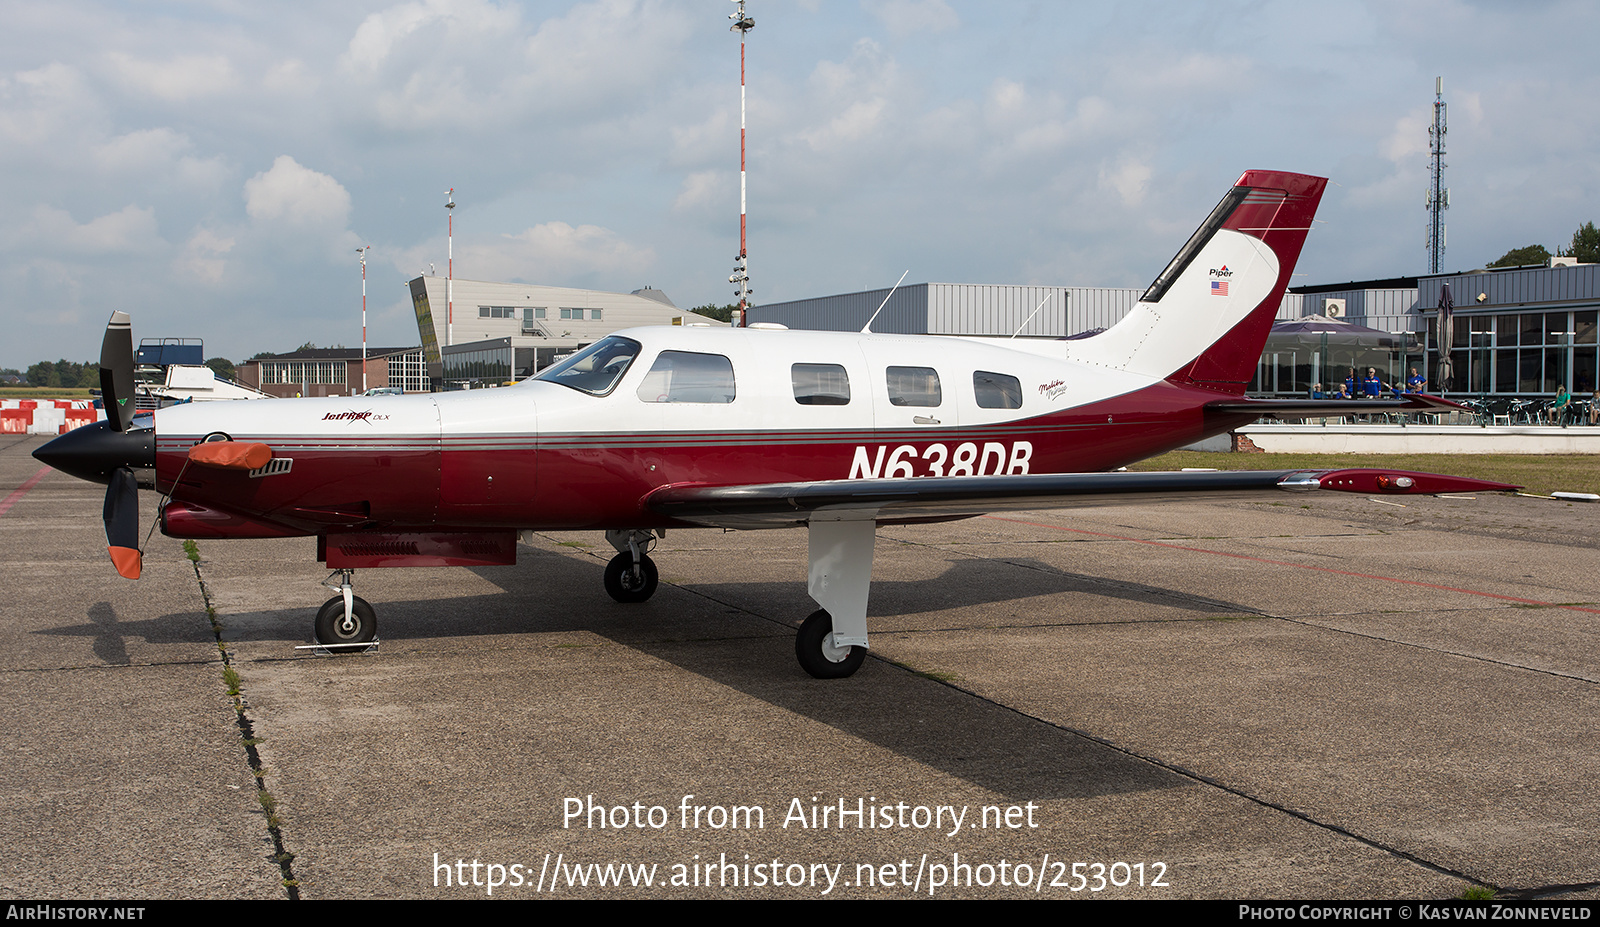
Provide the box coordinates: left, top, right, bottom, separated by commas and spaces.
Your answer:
151, 325, 1252, 537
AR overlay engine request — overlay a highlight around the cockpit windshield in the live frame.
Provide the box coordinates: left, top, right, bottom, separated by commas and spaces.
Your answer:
532, 335, 642, 396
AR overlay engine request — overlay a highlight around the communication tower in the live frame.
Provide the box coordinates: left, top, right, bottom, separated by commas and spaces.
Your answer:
1426, 77, 1448, 274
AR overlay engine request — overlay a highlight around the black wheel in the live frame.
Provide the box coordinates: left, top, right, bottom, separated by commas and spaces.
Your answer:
604, 552, 658, 603
795, 609, 865, 679
315, 595, 376, 647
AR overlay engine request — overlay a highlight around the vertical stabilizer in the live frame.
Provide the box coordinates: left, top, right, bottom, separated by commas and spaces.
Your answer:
1079, 170, 1327, 394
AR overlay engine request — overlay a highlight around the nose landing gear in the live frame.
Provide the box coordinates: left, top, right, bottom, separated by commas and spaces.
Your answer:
313, 569, 377, 651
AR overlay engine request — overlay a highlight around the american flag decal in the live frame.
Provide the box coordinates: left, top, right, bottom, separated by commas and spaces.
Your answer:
1211, 280, 1229, 296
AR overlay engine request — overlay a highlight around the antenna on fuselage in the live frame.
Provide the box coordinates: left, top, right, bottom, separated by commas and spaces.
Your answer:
860, 270, 909, 333
1009, 292, 1054, 338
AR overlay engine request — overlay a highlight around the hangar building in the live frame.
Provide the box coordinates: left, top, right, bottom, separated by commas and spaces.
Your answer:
406, 275, 721, 386
749, 263, 1600, 400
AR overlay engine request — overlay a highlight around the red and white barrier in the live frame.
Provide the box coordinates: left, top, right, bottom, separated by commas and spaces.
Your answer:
0, 399, 104, 434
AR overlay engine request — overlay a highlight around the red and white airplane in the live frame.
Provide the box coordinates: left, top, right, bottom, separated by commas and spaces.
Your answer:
35, 170, 1515, 677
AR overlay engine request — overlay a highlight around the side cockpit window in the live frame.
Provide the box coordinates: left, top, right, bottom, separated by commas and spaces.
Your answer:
534, 335, 641, 396
636, 351, 736, 403
973, 371, 1023, 409
792, 363, 851, 405
886, 366, 941, 407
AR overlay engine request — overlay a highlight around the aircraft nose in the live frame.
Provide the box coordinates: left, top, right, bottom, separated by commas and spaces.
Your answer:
32, 420, 156, 485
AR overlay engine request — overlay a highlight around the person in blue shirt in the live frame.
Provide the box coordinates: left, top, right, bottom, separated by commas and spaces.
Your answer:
1362, 368, 1382, 398
1405, 367, 1426, 394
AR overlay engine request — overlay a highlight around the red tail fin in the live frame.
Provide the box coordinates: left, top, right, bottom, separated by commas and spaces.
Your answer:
1164, 170, 1327, 393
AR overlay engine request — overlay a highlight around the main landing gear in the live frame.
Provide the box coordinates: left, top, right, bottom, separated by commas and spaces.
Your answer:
595, 521, 877, 679
603, 528, 662, 603
795, 609, 865, 679
315, 569, 376, 650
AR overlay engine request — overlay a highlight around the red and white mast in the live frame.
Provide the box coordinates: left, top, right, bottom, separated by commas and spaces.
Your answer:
445, 188, 455, 347
729, 1, 754, 326
357, 245, 371, 393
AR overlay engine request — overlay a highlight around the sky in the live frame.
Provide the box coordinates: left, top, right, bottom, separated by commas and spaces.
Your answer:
3, 0, 1598, 370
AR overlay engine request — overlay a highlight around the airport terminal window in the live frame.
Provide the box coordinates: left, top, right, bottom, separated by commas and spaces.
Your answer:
886, 366, 941, 407
973, 371, 1023, 409
791, 363, 850, 405
636, 351, 736, 403
534, 336, 641, 396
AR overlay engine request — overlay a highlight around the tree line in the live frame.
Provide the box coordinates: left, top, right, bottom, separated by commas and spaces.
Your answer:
9, 357, 239, 388
1488, 221, 1599, 268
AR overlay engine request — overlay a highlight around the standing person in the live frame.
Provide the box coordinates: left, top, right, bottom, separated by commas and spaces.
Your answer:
1344, 368, 1358, 400
1406, 367, 1426, 393
1363, 367, 1382, 398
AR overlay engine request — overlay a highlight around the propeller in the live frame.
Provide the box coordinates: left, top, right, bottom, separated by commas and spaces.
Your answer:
99, 311, 142, 578
32, 311, 153, 579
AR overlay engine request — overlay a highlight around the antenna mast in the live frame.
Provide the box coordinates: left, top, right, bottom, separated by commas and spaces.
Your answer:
357, 245, 371, 393
1426, 77, 1448, 274
729, 1, 754, 326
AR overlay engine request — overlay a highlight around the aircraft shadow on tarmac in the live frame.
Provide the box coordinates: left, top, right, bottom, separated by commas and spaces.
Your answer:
57, 544, 1228, 803
35, 600, 218, 664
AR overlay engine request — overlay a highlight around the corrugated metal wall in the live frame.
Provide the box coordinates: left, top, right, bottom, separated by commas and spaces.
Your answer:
751, 275, 1600, 339
1419, 265, 1600, 311
928, 284, 1072, 336
751, 284, 930, 334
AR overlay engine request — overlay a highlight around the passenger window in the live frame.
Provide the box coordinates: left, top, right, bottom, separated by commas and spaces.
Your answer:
636, 351, 736, 403
792, 364, 851, 405
973, 371, 1023, 409
886, 366, 941, 407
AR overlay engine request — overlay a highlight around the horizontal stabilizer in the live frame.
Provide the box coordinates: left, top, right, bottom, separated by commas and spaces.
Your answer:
1206, 393, 1465, 418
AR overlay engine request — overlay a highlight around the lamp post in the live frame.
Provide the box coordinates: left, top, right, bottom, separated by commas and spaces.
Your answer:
729, 1, 754, 326
446, 188, 455, 347
357, 245, 371, 394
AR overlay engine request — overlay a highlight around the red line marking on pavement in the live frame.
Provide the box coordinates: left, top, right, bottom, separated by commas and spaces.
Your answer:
985, 514, 1600, 615
0, 466, 51, 518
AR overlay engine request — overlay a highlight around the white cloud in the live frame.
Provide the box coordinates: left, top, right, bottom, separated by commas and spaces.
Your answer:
243, 155, 352, 227
344, 2, 437, 73
434, 221, 654, 283
26, 204, 164, 255
1099, 160, 1153, 208
94, 128, 192, 173
176, 228, 236, 283
867, 0, 958, 36
1381, 108, 1429, 163
673, 170, 728, 214
263, 59, 317, 96
105, 53, 237, 102
0, 63, 98, 150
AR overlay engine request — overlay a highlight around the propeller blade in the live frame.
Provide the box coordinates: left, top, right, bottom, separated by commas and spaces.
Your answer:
104, 466, 141, 579
100, 311, 136, 433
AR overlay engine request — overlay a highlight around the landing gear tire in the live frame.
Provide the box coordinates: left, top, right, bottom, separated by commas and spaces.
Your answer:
795, 609, 865, 679
315, 595, 376, 647
604, 552, 658, 603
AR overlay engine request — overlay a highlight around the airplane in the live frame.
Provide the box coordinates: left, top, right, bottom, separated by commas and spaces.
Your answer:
34, 169, 1517, 678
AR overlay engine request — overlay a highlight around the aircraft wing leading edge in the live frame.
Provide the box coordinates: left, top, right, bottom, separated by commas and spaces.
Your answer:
646, 468, 1521, 529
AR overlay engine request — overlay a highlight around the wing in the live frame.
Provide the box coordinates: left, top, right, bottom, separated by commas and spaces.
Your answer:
645, 468, 1520, 529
